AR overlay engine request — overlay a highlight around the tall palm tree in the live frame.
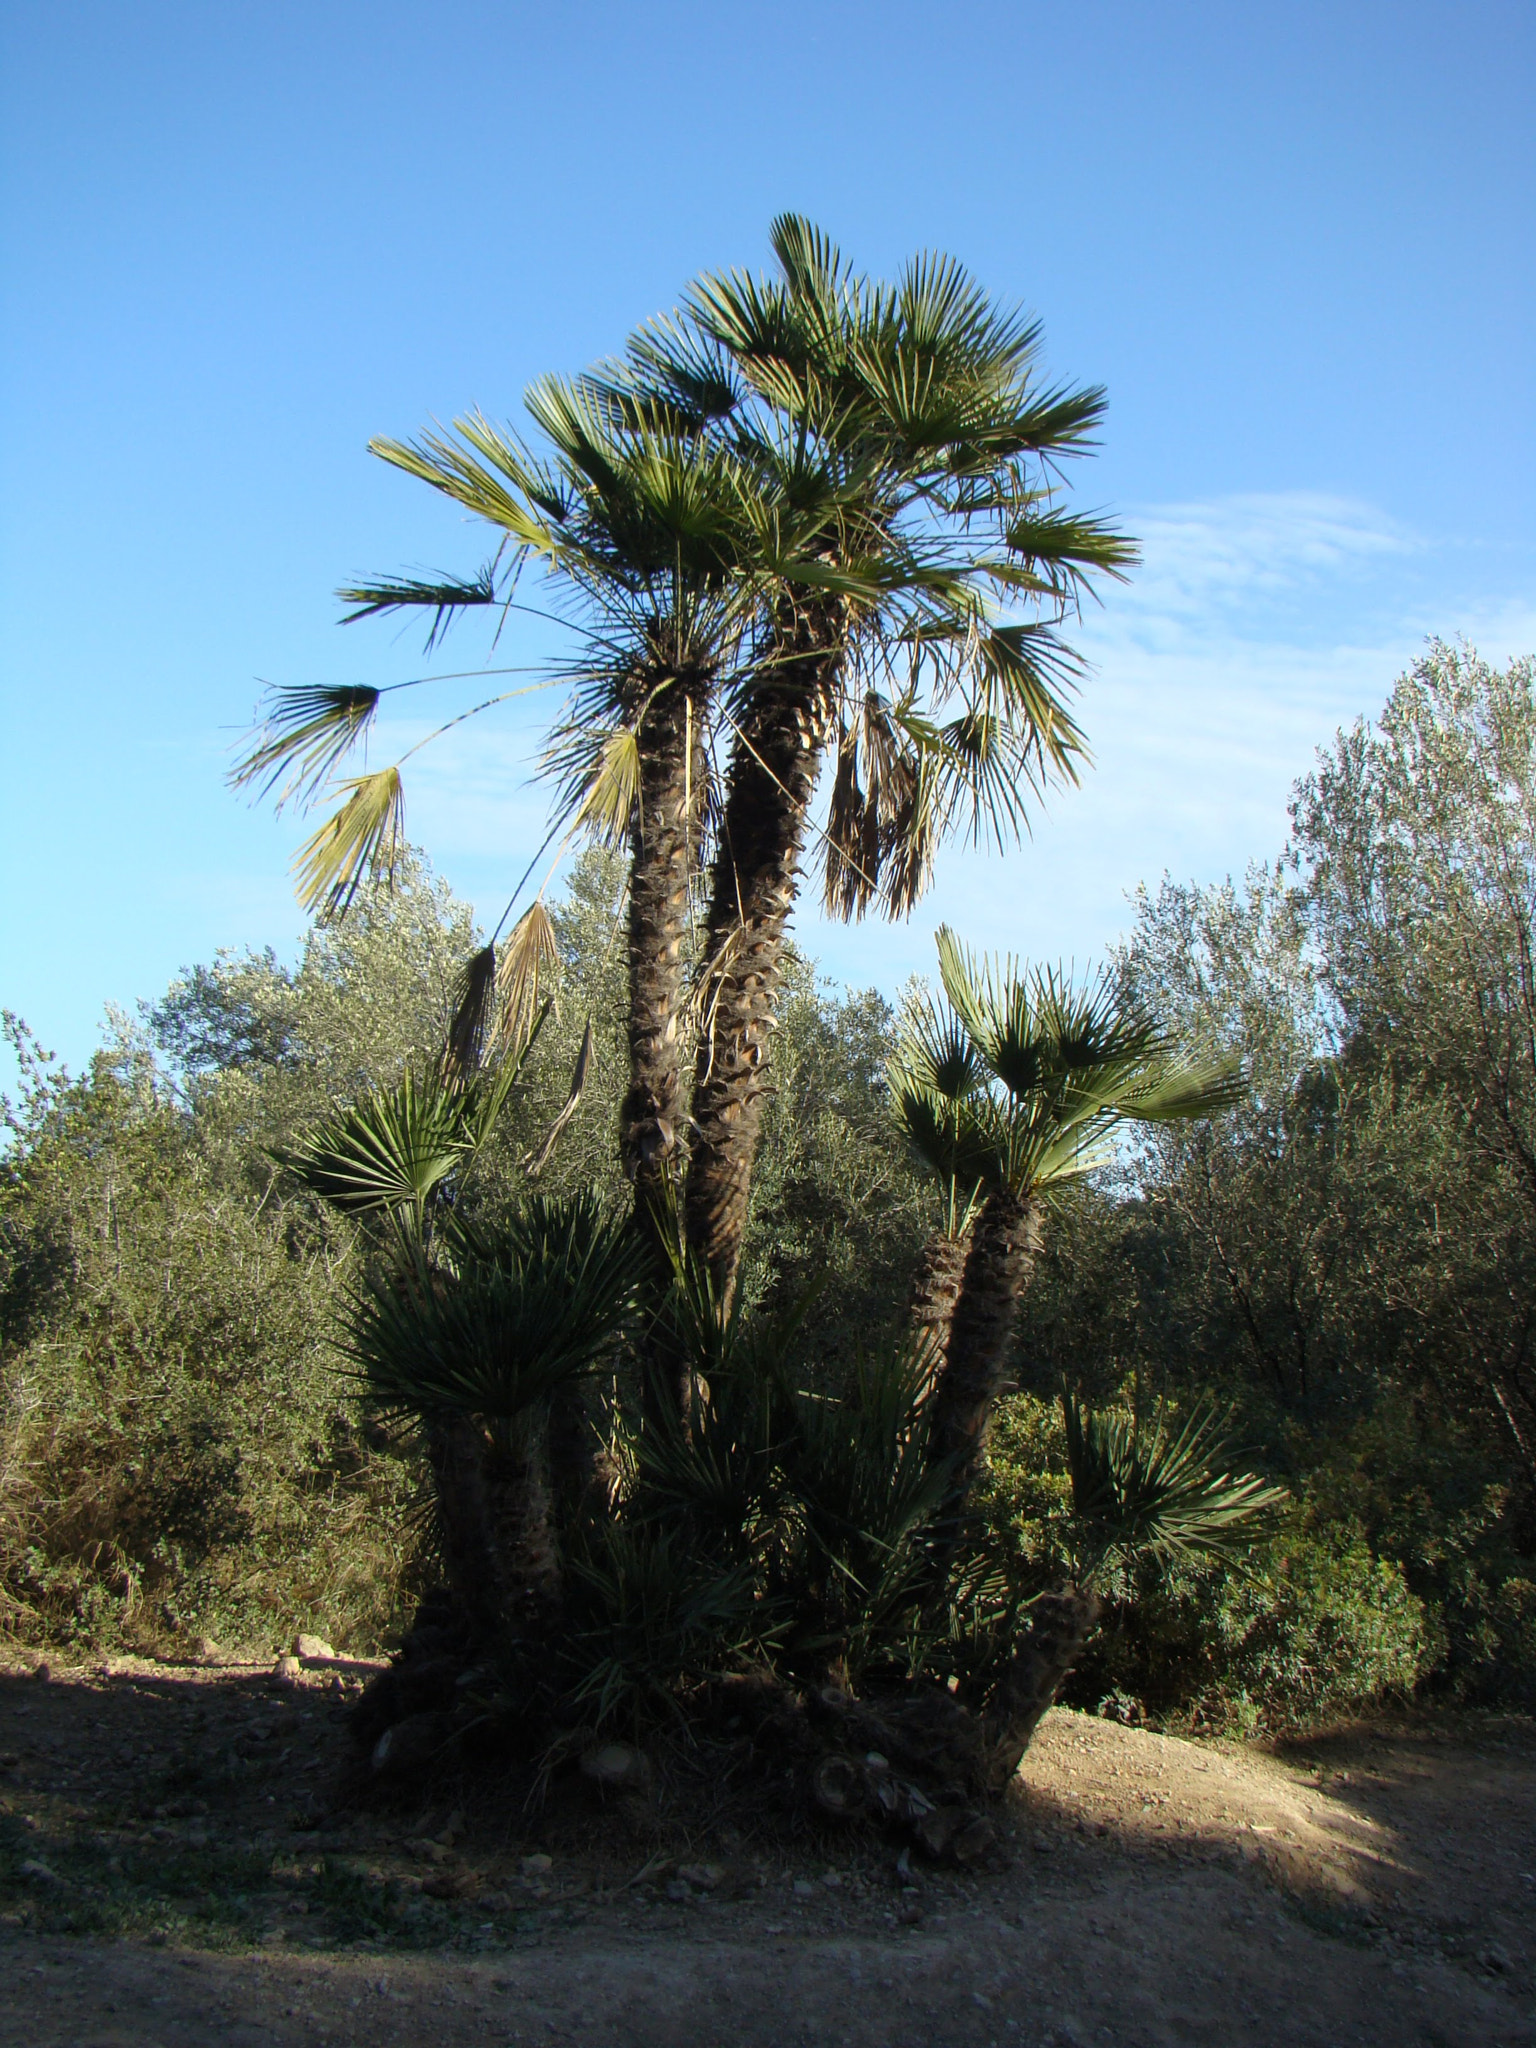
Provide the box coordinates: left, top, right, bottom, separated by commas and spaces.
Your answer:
648, 219, 1137, 1308
890, 928, 1243, 1503
237, 218, 1136, 1342
233, 372, 800, 1263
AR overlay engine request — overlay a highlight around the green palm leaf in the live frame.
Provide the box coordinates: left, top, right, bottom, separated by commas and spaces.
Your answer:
1062, 1394, 1287, 1579
229, 684, 381, 812
346, 1193, 645, 1419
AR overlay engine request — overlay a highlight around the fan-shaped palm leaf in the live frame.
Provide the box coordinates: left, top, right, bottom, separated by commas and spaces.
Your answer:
229, 684, 382, 813
346, 1192, 645, 1421
1061, 1394, 1287, 1582
290, 767, 405, 916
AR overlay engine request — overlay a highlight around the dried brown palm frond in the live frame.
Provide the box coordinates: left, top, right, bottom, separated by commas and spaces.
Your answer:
446, 943, 500, 1075
291, 767, 404, 917
525, 1017, 595, 1178
494, 901, 560, 1056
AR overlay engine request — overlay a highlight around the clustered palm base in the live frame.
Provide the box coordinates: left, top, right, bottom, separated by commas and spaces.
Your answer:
284, 933, 1279, 1856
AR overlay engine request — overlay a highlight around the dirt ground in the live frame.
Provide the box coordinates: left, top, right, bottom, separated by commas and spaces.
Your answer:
0, 1648, 1533, 2047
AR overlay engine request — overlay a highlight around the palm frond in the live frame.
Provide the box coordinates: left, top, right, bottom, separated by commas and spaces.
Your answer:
368, 418, 570, 551
291, 766, 404, 916
1062, 1395, 1287, 1581
336, 565, 501, 650
558, 1519, 765, 1725
573, 726, 641, 849
494, 901, 559, 1055
1113, 1052, 1247, 1121
525, 1016, 594, 1177
446, 943, 499, 1075
279, 1067, 471, 1219
345, 1192, 644, 1419
229, 684, 380, 812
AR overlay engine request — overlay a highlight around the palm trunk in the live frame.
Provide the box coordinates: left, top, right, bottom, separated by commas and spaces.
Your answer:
621, 679, 703, 1213
619, 677, 706, 1423
928, 1186, 1042, 1497
427, 1413, 562, 1643
683, 609, 842, 1308
907, 1225, 971, 1389
979, 1585, 1100, 1793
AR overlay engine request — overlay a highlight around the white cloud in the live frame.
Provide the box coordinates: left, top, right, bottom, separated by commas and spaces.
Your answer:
344, 491, 1535, 996
803, 492, 1536, 990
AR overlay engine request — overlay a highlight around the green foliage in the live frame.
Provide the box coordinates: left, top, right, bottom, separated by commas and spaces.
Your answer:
980, 1396, 1431, 1732
344, 1192, 645, 1421
0, 863, 487, 1652
1061, 1395, 1287, 1581
736, 962, 930, 1366
1075, 1529, 1434, 1737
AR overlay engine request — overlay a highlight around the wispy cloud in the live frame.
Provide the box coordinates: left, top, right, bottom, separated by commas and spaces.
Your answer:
803, 492, 1536, 990
1119, 492, 1418, 627
320, 492, 1535, 996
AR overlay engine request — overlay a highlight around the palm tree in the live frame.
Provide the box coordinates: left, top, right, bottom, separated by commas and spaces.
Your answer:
649, 218, 1137, 1309
890, 928, 1243, 1504
233, 371, 785, 1256
976, 1395, 1285, 1790
282, 1054, 645, 1638
237, 218, 1136, 1348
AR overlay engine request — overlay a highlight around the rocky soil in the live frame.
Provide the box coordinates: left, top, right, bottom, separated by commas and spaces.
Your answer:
0, 1648, 1532, 2045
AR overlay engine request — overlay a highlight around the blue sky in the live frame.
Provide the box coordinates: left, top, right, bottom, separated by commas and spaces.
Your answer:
2, 0, 1532, 1077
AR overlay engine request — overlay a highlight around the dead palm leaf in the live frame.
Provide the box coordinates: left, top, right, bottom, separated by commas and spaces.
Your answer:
525, 1017, 595, 1177
291, 767, 405, 916
494, 901, 559, 1056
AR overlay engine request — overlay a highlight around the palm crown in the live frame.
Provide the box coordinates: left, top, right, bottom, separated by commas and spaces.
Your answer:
636, 216, 1140, 918
891, 925, 1244, 1218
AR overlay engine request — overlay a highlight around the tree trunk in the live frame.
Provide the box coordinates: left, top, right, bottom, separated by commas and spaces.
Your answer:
620, 677, 707, 1423
621, 679, 704, 1215
683, 608, 842, 1309
907, 1226, 972, 1389
426, 1412, 562, 1643
979, 1585, 1100, 1793
928, 1187, 1042, 1497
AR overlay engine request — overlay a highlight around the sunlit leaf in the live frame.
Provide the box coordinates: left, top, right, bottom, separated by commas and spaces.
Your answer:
291, 767, 404, 916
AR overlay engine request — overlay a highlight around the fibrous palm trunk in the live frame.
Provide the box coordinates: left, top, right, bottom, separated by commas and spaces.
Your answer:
979, 1585, 1100, 1792
620, 676, 706, 1419
928, 1186, 1042, 1497
683, 609, 841, 1309
907, 1225, 972, 1390
621, 680, 704, 1212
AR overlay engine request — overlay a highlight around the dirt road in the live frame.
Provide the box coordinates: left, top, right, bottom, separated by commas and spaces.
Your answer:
1, 1654, 1532, 2046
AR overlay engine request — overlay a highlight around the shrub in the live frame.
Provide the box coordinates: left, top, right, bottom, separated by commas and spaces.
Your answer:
978, 1394, 1432, 1732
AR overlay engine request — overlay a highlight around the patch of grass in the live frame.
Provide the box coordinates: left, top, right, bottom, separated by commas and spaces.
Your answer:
0, 1809, 528, 1954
